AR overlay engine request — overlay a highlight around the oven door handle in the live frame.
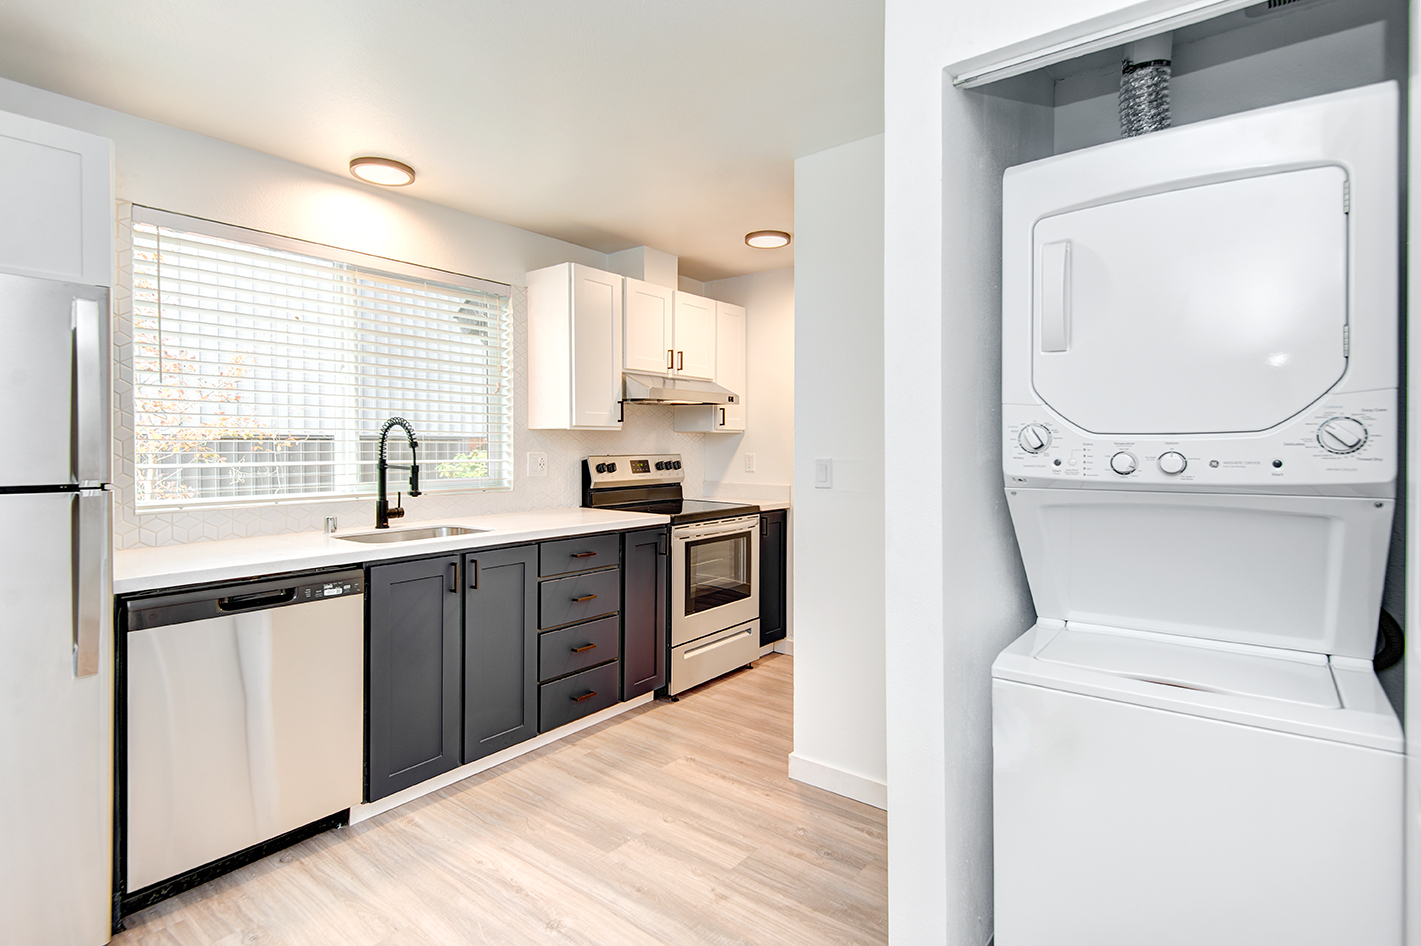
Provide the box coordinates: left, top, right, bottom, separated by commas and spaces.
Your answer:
672, 517, 760, 542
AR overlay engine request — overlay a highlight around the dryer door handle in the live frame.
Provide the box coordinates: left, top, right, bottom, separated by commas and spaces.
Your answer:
1040, 240, 1071, 353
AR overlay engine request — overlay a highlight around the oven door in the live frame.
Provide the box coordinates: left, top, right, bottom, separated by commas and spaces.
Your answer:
671, 516, 760, 646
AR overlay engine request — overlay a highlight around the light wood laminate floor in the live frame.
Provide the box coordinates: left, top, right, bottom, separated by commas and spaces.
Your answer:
114, 654, 888, 946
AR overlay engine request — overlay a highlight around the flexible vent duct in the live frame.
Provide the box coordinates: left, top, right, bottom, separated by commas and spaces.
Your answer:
1119, 33, 1173, 137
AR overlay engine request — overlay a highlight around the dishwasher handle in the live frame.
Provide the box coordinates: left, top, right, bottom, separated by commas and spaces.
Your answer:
218, 587, 296, 611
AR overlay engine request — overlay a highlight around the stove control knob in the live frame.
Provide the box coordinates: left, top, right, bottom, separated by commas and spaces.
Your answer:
595, 463, 607, 474
654, 461, 664, 470
1017, 424, 1051, 454
1158, 451, 1187, 475
1317, 417, 1368, 454
672, 461, 681, 470
1110, 451, 1138, 475
607, 462, 618, 473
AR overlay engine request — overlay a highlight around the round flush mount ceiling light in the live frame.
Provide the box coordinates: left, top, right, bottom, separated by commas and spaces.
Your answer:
349, 156, 416, 186
745, 229, 791, 249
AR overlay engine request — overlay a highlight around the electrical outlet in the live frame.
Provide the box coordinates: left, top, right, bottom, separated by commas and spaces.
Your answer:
527, 452, 548, 477
744, 452, 756, 473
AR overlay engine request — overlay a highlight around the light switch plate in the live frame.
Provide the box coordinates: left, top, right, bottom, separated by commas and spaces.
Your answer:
814, 458, 833, 489
527, 452, 548, 477
744, 452, 756, 473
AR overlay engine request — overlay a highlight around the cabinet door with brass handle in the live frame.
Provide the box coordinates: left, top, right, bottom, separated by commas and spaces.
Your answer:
462, 544, 538, 764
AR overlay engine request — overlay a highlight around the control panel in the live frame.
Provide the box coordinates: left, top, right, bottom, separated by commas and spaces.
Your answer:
584, 454, 683, 487
1003, 389, 1395, 494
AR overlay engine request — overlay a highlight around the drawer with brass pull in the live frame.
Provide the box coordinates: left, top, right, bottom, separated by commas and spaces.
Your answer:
538, 567, 620, 629
538, 660, 620, 732
538, 614, 619, 681
538, 533, 620, 578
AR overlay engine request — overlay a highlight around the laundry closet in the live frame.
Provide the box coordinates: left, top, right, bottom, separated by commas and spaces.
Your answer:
933, 1, 1411, 943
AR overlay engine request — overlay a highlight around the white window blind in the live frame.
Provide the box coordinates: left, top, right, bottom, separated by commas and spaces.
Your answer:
130, 207, 512, 508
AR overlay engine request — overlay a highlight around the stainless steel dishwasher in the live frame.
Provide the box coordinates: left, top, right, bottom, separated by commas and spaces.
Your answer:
123, 570, 364, 893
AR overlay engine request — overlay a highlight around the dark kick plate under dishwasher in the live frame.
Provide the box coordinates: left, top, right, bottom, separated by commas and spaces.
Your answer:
114, 811, 349, 930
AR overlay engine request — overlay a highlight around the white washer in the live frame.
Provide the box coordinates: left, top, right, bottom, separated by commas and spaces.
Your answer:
995, 83, 1402, 945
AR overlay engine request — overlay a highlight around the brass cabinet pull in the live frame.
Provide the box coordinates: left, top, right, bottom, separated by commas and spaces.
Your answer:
667, 349, 674, 370
572, 594, 598, 603
572, 691, 597, 703
677, 350, 684, 370
571, 643, 597, 653
570, 551, 597, 558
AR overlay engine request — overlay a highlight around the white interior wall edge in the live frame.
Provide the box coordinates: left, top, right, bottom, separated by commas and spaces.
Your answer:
1406, 5, 1420, 943
787, 751, 888, 809
793, 134, 887, 808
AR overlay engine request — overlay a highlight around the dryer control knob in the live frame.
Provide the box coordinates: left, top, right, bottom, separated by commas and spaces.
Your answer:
1317, 417, 1368, 454
1158, 451, 1187, 475
1110, 451, 1138, 475
1018, 424, 1051, 454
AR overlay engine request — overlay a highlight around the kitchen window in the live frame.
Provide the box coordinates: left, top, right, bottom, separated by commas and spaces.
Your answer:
129, 206, 512, 507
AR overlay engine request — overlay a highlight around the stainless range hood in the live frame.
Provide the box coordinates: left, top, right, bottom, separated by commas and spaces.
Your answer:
622, 371, 737, 405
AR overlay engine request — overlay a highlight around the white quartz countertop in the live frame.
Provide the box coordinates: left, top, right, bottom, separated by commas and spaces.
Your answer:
114, 507, 669, 595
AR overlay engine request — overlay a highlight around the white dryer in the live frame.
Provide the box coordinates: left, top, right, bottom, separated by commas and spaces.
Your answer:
994, 82, 1403, 945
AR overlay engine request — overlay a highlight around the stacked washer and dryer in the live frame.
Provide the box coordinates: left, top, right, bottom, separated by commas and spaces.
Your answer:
993, 83, 1404, 944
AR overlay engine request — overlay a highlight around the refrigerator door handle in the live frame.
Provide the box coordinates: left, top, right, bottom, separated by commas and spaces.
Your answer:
73, 293, 110, 485
73, 490, 110, 677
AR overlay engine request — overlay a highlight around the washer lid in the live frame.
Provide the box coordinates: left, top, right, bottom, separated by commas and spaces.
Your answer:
1036, 624, 1340, 708
1031, 167, 1348, 435
993, 622, 1402, 752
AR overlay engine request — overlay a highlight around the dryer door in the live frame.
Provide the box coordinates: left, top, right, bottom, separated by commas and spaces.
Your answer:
1031, 167, 1348, 435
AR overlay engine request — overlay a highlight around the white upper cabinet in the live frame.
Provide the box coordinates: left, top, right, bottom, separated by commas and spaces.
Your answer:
0, 110, 113, 287
671, 290, 716, 380
674, 300, 747, 434
623, 277, 675, 375
527, 262, 623, 430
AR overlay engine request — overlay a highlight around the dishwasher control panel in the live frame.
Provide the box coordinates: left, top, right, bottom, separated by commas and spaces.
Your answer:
300, 576, 364, 600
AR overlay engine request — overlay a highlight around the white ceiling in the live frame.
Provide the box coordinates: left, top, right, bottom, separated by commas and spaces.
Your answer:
0, 0, 884, 281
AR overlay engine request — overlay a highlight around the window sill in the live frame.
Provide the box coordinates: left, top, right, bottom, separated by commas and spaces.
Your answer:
134, 484, 513, 515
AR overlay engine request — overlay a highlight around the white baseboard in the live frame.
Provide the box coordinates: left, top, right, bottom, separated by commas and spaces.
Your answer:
787, 751, 887, 810
773, 638, 793, 655
351, 693, 655, 823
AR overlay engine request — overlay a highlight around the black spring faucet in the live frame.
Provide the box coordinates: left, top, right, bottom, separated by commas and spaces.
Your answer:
376, 417, 421, 529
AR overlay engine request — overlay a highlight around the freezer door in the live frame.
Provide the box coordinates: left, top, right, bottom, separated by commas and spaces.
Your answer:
0, 491, 112, 946
0, 273, 110, 486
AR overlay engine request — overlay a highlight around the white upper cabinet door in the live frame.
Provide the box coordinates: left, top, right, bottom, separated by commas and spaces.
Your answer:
716, 301, 747, 431
0, 110, 112, 288
1031, 167, 1348, 435
570, 264, 624, 428
624, 277, 675, 375
673, 291, 716, 380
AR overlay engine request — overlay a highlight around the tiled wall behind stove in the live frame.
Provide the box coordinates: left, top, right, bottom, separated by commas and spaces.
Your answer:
111, 203, 705, 549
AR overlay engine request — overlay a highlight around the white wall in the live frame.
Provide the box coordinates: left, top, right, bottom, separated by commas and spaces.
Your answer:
884, 2, 1152, 944
701, 266, 795, 492
790, 134, 886, 808
0, 76, 716, 547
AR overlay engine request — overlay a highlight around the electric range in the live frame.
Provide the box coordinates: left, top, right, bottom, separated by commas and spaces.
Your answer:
583, 454, 762, 694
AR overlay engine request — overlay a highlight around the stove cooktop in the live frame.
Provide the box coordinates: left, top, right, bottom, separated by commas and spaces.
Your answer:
605, 497, 760, 524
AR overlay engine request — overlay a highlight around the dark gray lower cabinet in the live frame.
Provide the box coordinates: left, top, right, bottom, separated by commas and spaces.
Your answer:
367, 555, 462, 802
462, 544, 538, 764
621, 527, 668, 699
760, 511, 787, 646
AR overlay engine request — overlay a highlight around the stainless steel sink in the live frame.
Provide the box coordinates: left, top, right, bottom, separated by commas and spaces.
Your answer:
334, 525, 489, 544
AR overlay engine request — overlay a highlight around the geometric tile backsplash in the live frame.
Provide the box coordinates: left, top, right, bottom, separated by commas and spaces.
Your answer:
111, 203, 706, 549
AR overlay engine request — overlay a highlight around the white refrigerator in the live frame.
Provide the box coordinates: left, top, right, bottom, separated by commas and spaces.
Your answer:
0, 272, 113, 944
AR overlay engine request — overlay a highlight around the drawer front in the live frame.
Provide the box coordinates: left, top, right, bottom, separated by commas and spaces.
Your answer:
539, 533, 620, 577
539, 568, 620, 629
539, 615, 620, 682
539, 661, 620, 732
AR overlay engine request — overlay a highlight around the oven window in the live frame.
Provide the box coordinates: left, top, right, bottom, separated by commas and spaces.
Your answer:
684, 531, 752, 614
